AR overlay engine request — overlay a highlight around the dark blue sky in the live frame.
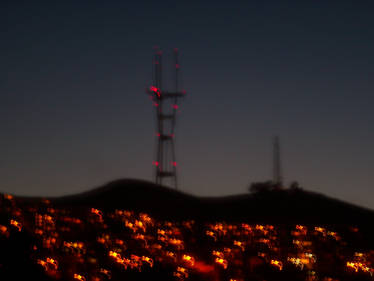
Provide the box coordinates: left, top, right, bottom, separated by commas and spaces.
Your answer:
1, 1, 374, 209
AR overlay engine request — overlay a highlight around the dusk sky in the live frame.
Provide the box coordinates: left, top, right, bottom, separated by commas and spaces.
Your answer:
1, 1, 374, 209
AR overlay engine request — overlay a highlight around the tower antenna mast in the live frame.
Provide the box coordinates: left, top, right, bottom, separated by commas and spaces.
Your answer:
147, 48, 186, 189
273, 136, 283, 187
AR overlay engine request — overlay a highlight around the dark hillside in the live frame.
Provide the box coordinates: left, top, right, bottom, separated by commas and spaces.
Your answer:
28, 179, 374, 230
50, 179, 201, 220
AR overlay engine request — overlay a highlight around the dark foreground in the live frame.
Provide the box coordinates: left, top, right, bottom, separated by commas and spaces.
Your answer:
0, 180, 374, 281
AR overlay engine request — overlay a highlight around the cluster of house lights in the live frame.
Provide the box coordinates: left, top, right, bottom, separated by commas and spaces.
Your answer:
0, 193, 373, 281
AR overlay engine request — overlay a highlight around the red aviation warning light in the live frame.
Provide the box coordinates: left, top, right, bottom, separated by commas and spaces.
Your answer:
149, 86, 161, 98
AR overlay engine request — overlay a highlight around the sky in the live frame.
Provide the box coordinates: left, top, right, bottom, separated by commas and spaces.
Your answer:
1, 1, 374, 209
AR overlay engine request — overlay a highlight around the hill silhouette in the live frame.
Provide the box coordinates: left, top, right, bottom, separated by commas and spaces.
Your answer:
33, 179, 374, 229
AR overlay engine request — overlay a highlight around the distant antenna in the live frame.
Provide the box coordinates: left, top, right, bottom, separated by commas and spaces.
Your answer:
146, 48, 186, 189
273, 136, 283, 187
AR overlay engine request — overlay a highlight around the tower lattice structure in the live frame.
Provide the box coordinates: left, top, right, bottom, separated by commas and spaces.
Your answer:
147, 48, 185, 189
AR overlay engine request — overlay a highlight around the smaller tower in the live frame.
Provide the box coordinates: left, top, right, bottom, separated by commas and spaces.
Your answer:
273, 136, 283, 187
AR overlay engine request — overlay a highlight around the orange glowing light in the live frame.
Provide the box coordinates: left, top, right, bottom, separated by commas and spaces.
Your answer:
215, 257, 228, 269
314, 226, 327, 236
270, 259, 283, 271
168, 238, 184, 249
205, 230, 216, 241
212, 250, 225, 259
37, 257, 58, 274
91, 208, 103, 221
347, 261, 359, 272
173, 266, 189, 280
166, 251, 177, 261
4, 194, 13, 200
182, 254, 195, 267
74, 273, 86, 281
10, 219, 22, 231
233, 240, 245, 251
139, 213, 153, 224
37, 259, 47, 268
346, 259, 373, 274
115, 238, 124, 245
109, 251, 119, 258
47, 258, 58, 270
194, 261, 214, 273
0, 225, 8, 235
142, 256, 154, 267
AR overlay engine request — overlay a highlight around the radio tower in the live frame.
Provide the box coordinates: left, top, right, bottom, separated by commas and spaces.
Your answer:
273, 136, 283, 187
147, 48, 186, 189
